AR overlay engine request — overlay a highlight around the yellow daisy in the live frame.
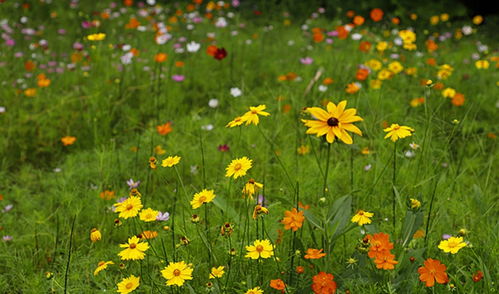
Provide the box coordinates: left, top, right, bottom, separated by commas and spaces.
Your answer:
93, 261, 114, 276
226, 116, 244, 128
114, 196, 143, 219
245, 239, 274, 259
190, 189, 216, 209
161, 156, 181, 167
118, 236, 149, 260
209, 266, 225, 279
241, 105, 271, 125
438, 237, 467, 254
139, 208, 159, 222
245, 287, 264, 294
225, 157, 252, 179
161, 261, 193, 287
116, 275, 140, 294
302, 100, 363, 144
242, 179, 263, 198
351, 210, 374, 226
383, 124, 415, 142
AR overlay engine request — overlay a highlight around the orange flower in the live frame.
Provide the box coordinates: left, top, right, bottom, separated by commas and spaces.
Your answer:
156, 122, 172, 135
304, 248, 327, 259
370, 8, 384, 22
99, 190, 115, 200
313, 32, 325, 43
374, 252, 398, 270
37, 78, 51, 87
125, 17, 140, 29
24, 60, 36, 71
426, 40, 438, 52
426, 58, 437, 66
206, 45, 218, 57
346, 10, 355, 18
345, 82, 361, 94
298, 201, 310, 210
418, 258, 449, 287
155, 53, 168, 63
61, 136, 77, 146
353, 15, 365, 26
311, 272, 337, 294
269, 279, 286, 292
322, 77, 334, 85
356, 68, 369, 81
139, 230, 158, 240
123, 0, 133, 6
295, 266, 305, 274
336, 25, 349, 39
24, 88, 37, 97
281, 208, 305, 231
367, 232, 393, 259
391, 17, 400, 25
451, 93, 465, 106
175, 61, 185, 67
359, 41, 371, 52
472, 270, 484, 282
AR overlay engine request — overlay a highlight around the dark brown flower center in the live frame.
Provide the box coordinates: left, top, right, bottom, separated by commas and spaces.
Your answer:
129, 243, 136, 249
173, 269, 181, 276
327, 117, 339, 127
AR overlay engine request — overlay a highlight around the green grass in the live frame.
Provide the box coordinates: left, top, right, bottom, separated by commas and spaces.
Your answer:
0, 1, 497, 293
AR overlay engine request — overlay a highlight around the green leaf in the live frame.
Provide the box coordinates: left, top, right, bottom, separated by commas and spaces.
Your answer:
400, 209, 424, 247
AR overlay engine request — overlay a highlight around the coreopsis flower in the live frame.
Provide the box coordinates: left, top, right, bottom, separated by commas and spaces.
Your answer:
270, 279, 286, 291
90, 228, 102, 242
311, 272, 337, 294
61, 136, 76, 146
190, 189, 216, 209
388, 61, 404, 74
118, 236, 149, 260
117, 275, 140, 294
252, 204, 269, 219
245, 287, 263, 294
241, 105, 270, 125
281, 208, 305, 231
24, 88, 36, 97
87, 33, 106, 41
161, 156, 181, 167
209, 266, 225, 279
226, 116, 244, 128
374, 252, 398, 270
383, 124, 415, 142
99, 190, 115, 200
409, 198, 421, 209
225, 157, 252, 179
451, 93, 465, 106
139, 230, 158, 240
304, 248, 327, 259
475, 60, 489, 69
351, 210, 374, 226
377, 69, 393, 80
418, 258, 449, 287
242, 179, 263, 198
161, 261, 193, 286
139, 208, 159, 222
149, 157, 158, 169
297, 145, 310, 155
156, 122, 173, 135
442, 88, 456, 98
245, 239, 274, 259
302, 100, 363, 144
114, 196, 143, 219
438, 236, 466, 254
94, 261, 114, 276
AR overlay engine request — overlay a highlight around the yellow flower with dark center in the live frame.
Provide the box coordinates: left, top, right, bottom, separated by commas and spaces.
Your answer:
114, 196, 143, 219
161, 156, 181, 167
242, 179, 263, 198
90, 228, 101, 242
209, 266, 225, 279
190, 189, 216, 209
252, 204, 269, 219
94, 261, 114, 276
139, 208, 159, 222
245, 287, 264, 294
351, 210, 374, 226
117, 275, 140, 294
225, 157, 252, 179
161, 261, 193, 286
245, 239, 274, 259
377, 69, 393, 80
241, 105, 271, 125
388, 61, 404, 74
302, 100, 363, 144
226, 116, 244, 128
475, 60, 489, 69
438, 237, 466, 254
442, 88, 456, 98
383, 124, 415, 142
87, 33, 106, 41
118, 236, 149, 260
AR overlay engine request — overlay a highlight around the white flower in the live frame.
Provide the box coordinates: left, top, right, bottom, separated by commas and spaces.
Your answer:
404, 150, 415, 158
120, 52, 134, 64
409, 142, 420, 150
215, 17, 227, 28
394, 37, 403, 46
208, 99, 219, 108
201, 124, 214, 131
186, 41, 200, 52
287, 40, 295, 46
155, 33, 171, 45
146, 0, 156, 4
318, 85, 328, 92
230, 87, 242, 97
0, 106, 5, 113
351, 33, 362, 40
245, 40, 252, 45
122, 44, 131, 51
462, 25, 472, 35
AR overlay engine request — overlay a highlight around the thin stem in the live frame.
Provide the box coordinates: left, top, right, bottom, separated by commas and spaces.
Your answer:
392, 142, 397, 231
323, 143, 332, 197
63, 215, 77, 294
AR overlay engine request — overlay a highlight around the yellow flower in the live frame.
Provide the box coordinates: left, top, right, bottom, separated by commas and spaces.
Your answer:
405, 67, 417, 76
245, 239, 274, 259
475, 60, 489, 69
377, 69, 393, 80
114, 196, 143, 219
161, 156, 181, 167
365, 59, 382, 71
24, 88, 37, 97
209, 266, 225, 279
139, 208, 159, 222
154, 145, 167, 155
190, 189, 216, 209
376, 41, 388, 51
442, 88, 456, 98
430, 15, 439, 25
242, 179, 263, 198
301, 100, 363, 144
161, 261, 193, 286
241, 105, 271, 125
61, 136, 77, 146
117, 275, 140, 294
388, 61, 404, 74
399, 30, 416, 43
440, 13, 450, 22
225, 157, 252, 179
472, 15, 483, 25
245, 287, 264, 294
94, 261, 114, 276
118, 236, 149, 260
438, 237, 467, 254
226, 116, 244, 128
90, 228, 101, 242
370, 79, 382, 89
87, 33, 106, 41
383, 124, 415, 142
297, 145, 310, 155
351, 210, 374, 226
410, 198, 421, 209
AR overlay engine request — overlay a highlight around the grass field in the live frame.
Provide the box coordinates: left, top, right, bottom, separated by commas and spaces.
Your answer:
0, 1, 497, 293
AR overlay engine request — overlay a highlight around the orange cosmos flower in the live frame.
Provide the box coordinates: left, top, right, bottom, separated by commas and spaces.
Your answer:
269, 279, 286, 292
155, 53, 168, 63
312, 272, 337, 294
418, 258, 449, 287
367, 232, 394, 259
359, 41, 372, 52
356, 68, 369, 81
156, 122, 172, 135
304, 248, 327, 259
374, 252, 398, 270
281, 208, 305, 231
370, 8, 384, 22
206, 45, 218, 57
353, 15, 365, 26
451, 93, 465, 106
61, 136, 77, 146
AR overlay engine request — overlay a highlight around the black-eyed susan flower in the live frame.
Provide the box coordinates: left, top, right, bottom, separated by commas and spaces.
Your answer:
161, 261, 193, 286
114, 196, 143, 219
351, 210, 374, 226
117, 275, 140, 294
241, 105, 270, 125
225, 157, 252, 179
90, 228, 101, 242
93, 261, 113, 276
118, 236, 149, 260
438, 236, 466, 254
245, 239, 274, 259
161, 156, 181, 167
383, 124, 415, 142
139, 208, 159, 222
301, 100, 363, 144
190, 189, 216, 209
209, 266, 225, 279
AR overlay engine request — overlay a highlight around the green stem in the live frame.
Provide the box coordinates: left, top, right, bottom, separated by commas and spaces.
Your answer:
323, 142, 332, 197
392, 142, 397, 231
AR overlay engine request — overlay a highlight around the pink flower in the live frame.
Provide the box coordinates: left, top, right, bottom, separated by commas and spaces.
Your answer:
300, 57, 313, 65
172, 75, 185, 82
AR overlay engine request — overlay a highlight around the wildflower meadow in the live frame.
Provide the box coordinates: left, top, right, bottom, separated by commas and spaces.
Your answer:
0, 0, 498, 293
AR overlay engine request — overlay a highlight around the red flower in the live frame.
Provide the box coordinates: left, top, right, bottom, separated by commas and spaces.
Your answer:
472, 270, 484, 282
214, 48, 227, 60
312, 272, 337, 294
